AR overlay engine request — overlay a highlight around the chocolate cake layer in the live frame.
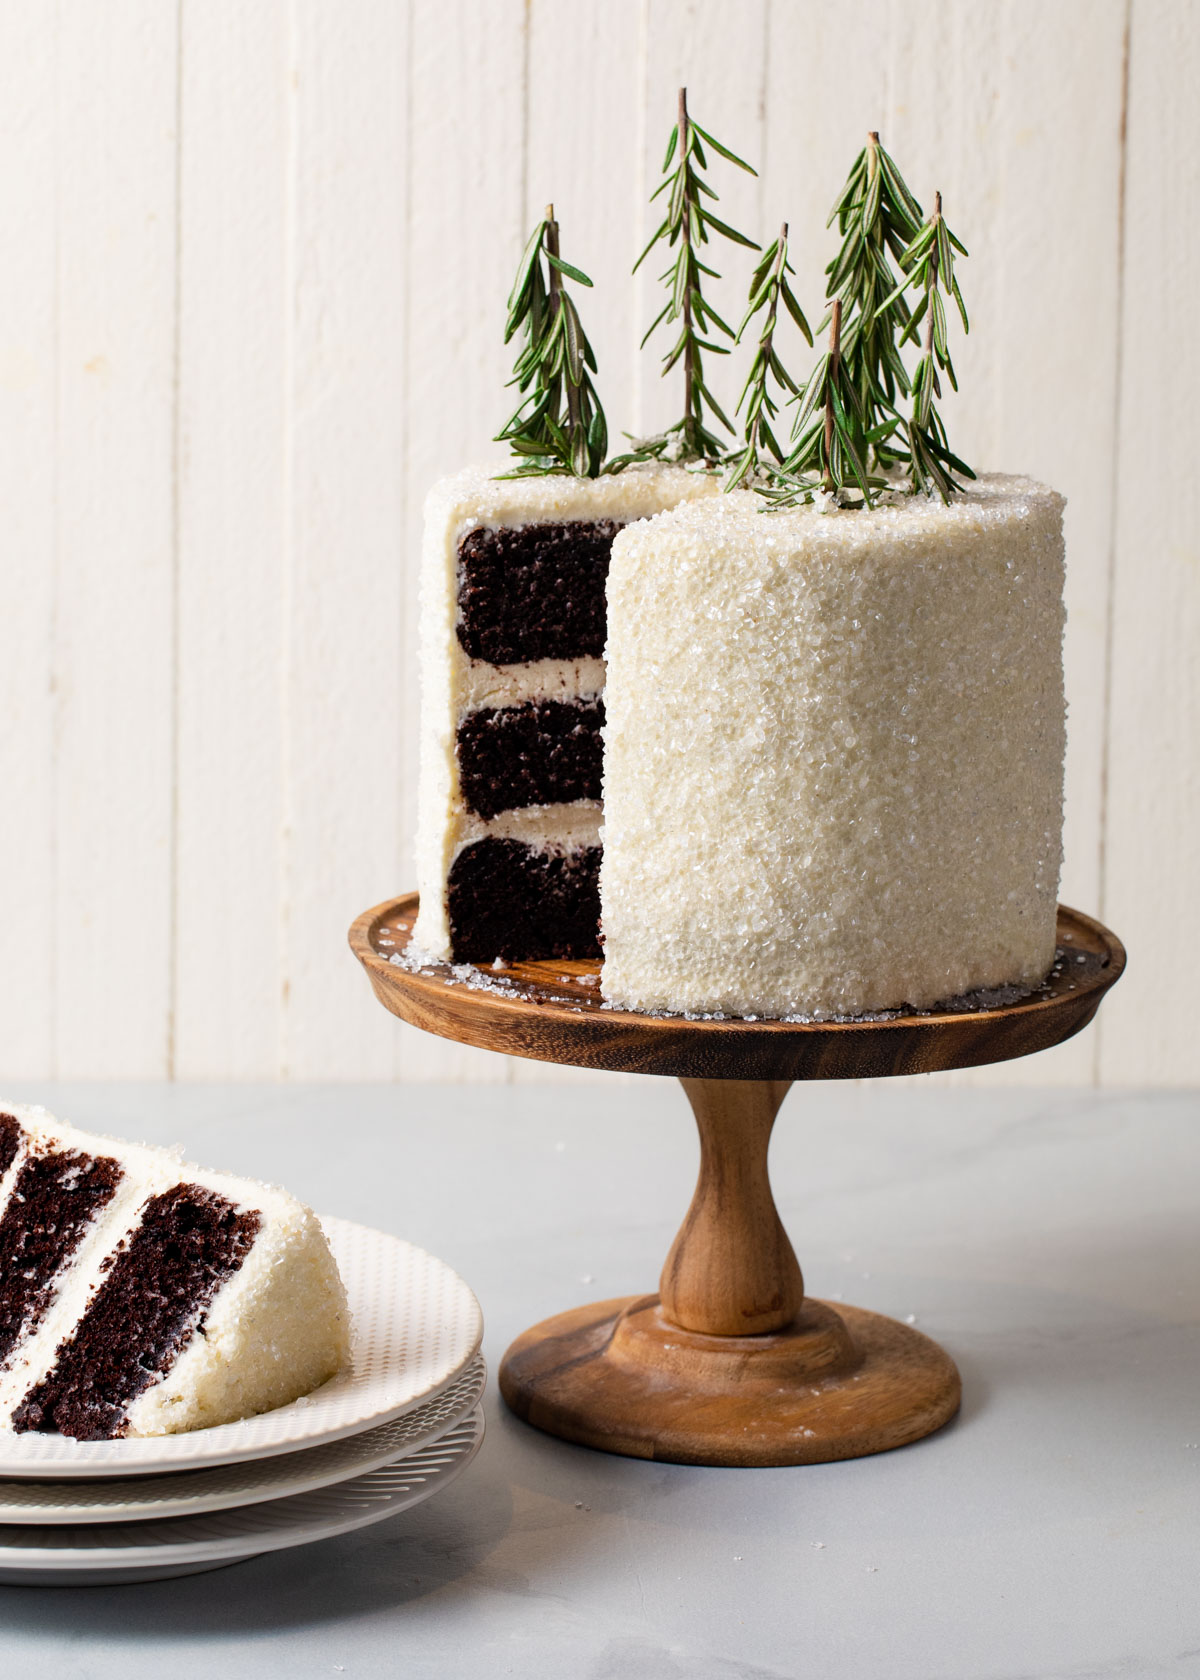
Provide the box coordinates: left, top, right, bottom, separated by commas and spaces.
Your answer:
14, 1184, 262, 1439
0, 1112, 20, 1178
448, 836, 601, 961
456, 521, 622, 664
0, 1150, 122, 1368
457, 697, 604, 820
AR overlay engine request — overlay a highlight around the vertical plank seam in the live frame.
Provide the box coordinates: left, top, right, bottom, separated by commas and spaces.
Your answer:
49, 0, 62, 1078
167, 0, 185, 1080
396, 0, 416, 1083
519, 0, 531, 229
631, 0, 649, 438
757, 0, 770, 230
1093, 0, 1133, 1087
279, 0, 299, 1080
506, 0, 534, 1086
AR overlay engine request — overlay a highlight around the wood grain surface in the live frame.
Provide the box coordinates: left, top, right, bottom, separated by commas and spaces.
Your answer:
661, 1080, 802, 1334
349, 896, 1125, 1081
499, 1294, 962, 1467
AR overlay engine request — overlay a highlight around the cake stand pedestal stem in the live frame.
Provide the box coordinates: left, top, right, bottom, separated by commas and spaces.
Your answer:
497, 1071, 964, 1465
661, 1079, 802, 1335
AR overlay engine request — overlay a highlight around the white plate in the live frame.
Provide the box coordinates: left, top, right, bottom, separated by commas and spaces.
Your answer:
0, 1407, 484, 1585
0, 1218, 483, 1478
0, 1356, 485, 1524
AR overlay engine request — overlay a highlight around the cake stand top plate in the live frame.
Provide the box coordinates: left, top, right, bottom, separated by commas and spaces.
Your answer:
350, 898, 1124, 1081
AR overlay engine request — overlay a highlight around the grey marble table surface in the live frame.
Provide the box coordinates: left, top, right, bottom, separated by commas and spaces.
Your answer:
0, 1078, 1197, 1680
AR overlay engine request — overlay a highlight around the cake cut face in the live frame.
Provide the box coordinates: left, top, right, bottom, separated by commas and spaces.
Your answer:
0, 1105, 350, 1440
599, 476, 1066, 1018
412, 464, 719, 963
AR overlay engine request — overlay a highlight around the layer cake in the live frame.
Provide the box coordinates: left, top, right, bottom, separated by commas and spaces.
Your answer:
0, 1104, 349, 1440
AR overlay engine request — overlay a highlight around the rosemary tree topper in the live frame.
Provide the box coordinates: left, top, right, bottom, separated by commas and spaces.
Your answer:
891, 190, 972, 499
495, 205, 608, 477
619, 88, 759, 467
766, 134, 973, 506
725, 222, 811, 490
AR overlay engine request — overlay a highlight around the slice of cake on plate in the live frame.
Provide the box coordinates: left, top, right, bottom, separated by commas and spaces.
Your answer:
0, 1104, 349, 1440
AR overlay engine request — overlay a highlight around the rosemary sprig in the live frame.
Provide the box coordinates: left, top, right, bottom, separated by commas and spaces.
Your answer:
495, 204, 608, 478
757, 301, 888, 506
764, 135, 972, 506
724, 223, 811, 491
891, 191, 975, 498
611, 88, 759, 469
825, 131, 923, 454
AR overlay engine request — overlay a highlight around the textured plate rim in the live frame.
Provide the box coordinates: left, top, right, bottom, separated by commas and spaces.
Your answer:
0, 1218, 483, 1478
0, 1408, 485, 1575
0, 1356, 486, 1524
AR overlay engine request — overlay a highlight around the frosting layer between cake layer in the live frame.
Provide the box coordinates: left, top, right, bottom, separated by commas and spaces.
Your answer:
599, 478, 1066, 1017
413, 463, 720, 960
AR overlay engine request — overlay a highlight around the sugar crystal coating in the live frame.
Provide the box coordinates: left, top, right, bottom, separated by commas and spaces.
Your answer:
599, 477, 1066, 1017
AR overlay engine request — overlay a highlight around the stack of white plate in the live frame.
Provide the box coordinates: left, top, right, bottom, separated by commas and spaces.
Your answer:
0, 1218, 485, 1585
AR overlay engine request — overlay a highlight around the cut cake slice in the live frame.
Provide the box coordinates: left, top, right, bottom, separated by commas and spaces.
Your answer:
0, 1104, 350, 1440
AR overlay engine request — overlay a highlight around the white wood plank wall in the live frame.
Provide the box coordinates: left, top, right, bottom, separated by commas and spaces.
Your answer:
0, 0, 1193, 1085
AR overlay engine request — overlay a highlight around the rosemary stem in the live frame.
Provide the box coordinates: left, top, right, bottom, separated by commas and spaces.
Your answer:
750, 221, 788, 467
924, 192, 941, 360
677, 87, 696, 449
824, 298, 842, 492
545, 204, 582, 440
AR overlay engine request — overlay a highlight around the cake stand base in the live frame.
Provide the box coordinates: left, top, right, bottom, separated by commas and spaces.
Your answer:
500, 1294, 961, 1467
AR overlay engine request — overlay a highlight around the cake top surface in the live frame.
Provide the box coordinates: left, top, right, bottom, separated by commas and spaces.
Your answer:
610, 473, 1065, 565
425, 460, 719, 532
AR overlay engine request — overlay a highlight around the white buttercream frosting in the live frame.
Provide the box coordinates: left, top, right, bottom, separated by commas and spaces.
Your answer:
599, 477, 1066, 1017
450, 798, 602, 861
460, 656, 606, 712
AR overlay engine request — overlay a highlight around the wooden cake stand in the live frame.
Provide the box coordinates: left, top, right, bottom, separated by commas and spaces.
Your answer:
350, 897, 1124, 1467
